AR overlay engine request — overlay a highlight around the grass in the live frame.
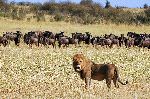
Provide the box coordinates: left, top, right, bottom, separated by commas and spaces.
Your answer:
1, 18, 150, 36
0, 19, 150, 98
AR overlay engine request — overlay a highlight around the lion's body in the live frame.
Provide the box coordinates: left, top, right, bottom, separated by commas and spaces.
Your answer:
73, 54, 128, 89
91, 63, 116, 81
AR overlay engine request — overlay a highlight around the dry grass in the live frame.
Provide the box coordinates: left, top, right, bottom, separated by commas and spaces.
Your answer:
1, 18, 150, 36
0, 19, 150, 99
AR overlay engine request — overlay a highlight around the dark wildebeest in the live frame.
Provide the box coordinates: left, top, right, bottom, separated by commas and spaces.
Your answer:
91, 36, 99, 47
72, 32, 84, 45
42, 31, 55, 46
110, 37, 120, 48
127, 32, 142, 47
125, 37, 135, 48
58, 37, 69, 48
68, 37, 78, 47
4, 31, 22, 46
0, 36, 8, 47
14, 31, 22, 46
91, 36, 105, 47
28, 36, 38, 48
139, 38, 150, 49
24, 32, 38, 48
103, 38, 112, 48
24, 33, 30, 44
4, 32, 16, 41
118, 34, 127, 47
84, 32, 92, 45
44, 37, 56, 48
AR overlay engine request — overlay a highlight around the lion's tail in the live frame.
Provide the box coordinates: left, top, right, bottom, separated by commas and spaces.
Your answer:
115, 67, 128, 85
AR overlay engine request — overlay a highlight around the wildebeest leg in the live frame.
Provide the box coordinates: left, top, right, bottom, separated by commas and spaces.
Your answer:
52, 43, 54, 48
38, 41, 40, 47
119, 42, 122, 47
58, 43, 61, 48
64, 44, 67, 48
15, 41, 19, 46
148, 45, 150, 49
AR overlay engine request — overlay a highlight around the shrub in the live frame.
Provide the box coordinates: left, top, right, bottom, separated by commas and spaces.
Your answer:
54, 13, 64, 21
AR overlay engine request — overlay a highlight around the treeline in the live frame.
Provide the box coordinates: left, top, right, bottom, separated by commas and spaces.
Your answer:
0, 0, 150, 25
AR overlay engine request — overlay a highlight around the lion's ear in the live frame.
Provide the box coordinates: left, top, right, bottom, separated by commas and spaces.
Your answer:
73, 57, 76, 61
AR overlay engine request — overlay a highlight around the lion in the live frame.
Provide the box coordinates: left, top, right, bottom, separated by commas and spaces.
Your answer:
73, 54, 128, 89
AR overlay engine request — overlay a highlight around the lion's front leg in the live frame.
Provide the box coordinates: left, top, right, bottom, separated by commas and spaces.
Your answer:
85, 77, 91, 89
84, 70, 91, 89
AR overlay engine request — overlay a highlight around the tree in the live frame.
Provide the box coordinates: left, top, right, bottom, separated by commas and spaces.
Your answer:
144, 4, 149, 9
105, 0, 112, 8
0, 0, 7, 7
80, 0, 93, 5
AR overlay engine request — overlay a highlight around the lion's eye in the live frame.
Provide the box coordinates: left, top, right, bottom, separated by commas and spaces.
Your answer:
80, 61, 82, 62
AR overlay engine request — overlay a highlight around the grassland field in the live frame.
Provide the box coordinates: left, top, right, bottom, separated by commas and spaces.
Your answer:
0, 18, 150, 99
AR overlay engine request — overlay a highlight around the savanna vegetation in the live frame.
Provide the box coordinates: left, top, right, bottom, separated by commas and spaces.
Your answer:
0, 0, 150, 25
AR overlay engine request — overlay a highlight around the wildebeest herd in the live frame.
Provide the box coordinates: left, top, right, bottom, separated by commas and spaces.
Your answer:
0, 31, 150, 49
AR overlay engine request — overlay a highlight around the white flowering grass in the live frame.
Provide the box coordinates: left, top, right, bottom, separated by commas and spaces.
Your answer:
0, 44, 149, 99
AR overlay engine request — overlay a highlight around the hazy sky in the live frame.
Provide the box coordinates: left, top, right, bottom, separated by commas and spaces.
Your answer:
8, 0, 150, 8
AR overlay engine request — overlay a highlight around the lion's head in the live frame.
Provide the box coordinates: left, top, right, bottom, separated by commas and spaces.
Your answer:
73, 54, 86, 72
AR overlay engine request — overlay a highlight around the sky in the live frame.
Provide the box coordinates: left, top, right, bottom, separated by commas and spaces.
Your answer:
8, 0, 150, 8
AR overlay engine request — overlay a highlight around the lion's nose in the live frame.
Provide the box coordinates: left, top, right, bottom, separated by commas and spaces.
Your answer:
76, 65, 81, 69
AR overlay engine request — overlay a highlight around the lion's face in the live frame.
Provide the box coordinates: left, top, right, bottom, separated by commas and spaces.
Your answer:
73, 54, 85, 72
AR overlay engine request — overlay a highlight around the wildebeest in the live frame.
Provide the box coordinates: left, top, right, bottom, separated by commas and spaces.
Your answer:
44, 37, 56, 48
3, 31, 22, 46
118, 34, 127, 47
139, 38, 150, 49
14, 31, 22, 46
103, 38, 112, 48
0, 36, 8, 47
72, 32, 92, 45
125, 37, 135, 48
84, 32, 92, 44
28, 36, 38, 48
24, 32, 38, 48
72, 32, 86, 44
58, 37, 69, 48
68, 37, 78, 47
